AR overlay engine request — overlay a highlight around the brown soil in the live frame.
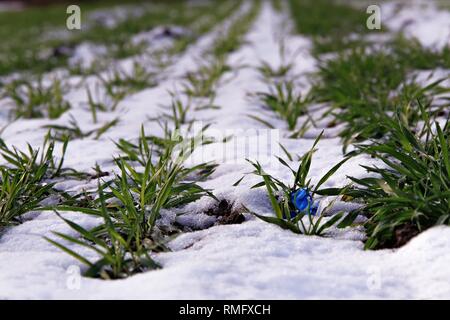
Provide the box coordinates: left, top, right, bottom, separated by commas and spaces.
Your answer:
392, 223, 420, 248
89, 170, 109, 180
205, 199, 246, 226
376, 223, 421, 249
326, 120, 337, 128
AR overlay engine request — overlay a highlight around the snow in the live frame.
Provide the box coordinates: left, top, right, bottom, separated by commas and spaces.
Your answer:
382, 0, 450, 50
68, 43, 108, 70
2, 214, 450, 299
0, 1, 450, 300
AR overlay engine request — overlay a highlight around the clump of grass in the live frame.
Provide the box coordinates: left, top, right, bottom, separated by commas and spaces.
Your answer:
345, 106, 450, 249
168, 0, 242, 56
181, 0, 260, 99
391, 36, 450, 70
211, 0, 261, 58
45, 183, 161, 280
68, 59, 108, 77
0, 167, 54, 228
256, 61, 293, 80
44, 115, 119, 141
115, 125, 217, 180
313, 37, 368, 57
0, 133, 69, 227
159, 93, 193, 129
3, 77, 71, 119
312, 45, 450, 149
289, 0, 368, 37
0, 132, 69, 179
86, 85, 121, 124
97, 61, 157, 100
113, 127, 216, 215
288, 0, 376, 55
239, 132, 353, 235
183, 58, 230, 98
252, 81, 312, 132
108, 41, 146, 60
48, 126, 217, 279
313, 47, 404, 145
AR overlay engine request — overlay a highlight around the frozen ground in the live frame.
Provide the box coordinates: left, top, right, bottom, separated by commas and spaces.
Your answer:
0, 1, 450, 299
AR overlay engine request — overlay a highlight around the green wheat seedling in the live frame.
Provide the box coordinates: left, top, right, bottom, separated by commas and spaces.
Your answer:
44, 116, 119, 141
49, 127, 218, 276
45, 183, 161, 280
3, 77, 71, 119
238, 132, 353, 235
392, 79, 449, 126
47, 127, 217, 279
345, 105, 450, 249
183, 58, 230, 98
159, 93, 193, 129
86, 85, 121, 124
181, 0, 260, 98
0, 167, 55, 228
391, 36, 450, 70
97, 61, 157, 100
104, 153, 214, 240
0, 133, 72, 227
191, 0, 240, 34
313, 45, 450, 150
115, 125, 173, 166
145, 50, 174, 73
211, 0, 261, 58
68, 59, 107, 77
288, 0, 374, 55
109, 128, 216, 234
108, 41, 146, 60
257, 61, 294, 80
115, 125, 217, 181
44, 117, 91, 141
0, 132, 68, 179
252, 81, 312, 133
166, 0, 241, 57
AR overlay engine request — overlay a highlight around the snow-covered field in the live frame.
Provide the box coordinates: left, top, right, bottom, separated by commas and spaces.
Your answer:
0, 0, 449, 299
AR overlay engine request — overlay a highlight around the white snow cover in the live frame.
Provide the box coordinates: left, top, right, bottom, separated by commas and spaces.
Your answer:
68, 43, 108, 70
382, 0, 450, 50
0, 2, 450, 300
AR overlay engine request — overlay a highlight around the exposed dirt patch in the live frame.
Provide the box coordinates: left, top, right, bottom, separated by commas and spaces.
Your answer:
376, 223, 421, 249
89, 170, 110, 180
392, 223, 420, 248
326, 120, 337, 128
204, 199, 246, 226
